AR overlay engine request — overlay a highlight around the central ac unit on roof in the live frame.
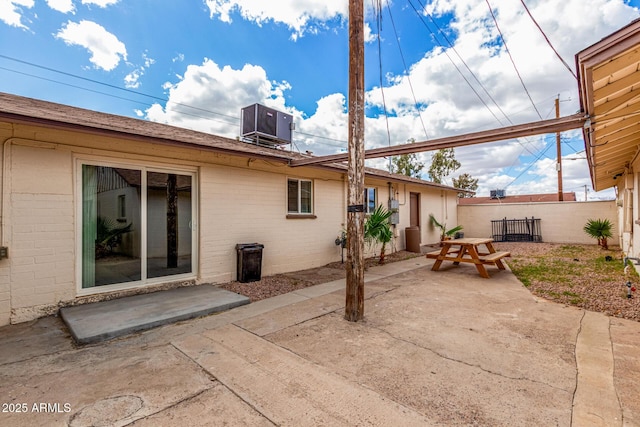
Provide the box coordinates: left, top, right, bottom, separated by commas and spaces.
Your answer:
241, 104, 292, 146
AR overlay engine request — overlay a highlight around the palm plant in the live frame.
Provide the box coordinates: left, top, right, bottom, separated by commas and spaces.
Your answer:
583, 218, 613, 250
429, 214, 463, 242
364, 205, 393, 264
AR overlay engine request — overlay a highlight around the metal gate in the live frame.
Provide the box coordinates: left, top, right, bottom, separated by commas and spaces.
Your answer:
491, 217, 542, 242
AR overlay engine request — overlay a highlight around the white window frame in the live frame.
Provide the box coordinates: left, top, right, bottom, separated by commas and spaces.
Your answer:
365, 187, 377, 214
75, 157, 198, 296
287, 177, 314, 215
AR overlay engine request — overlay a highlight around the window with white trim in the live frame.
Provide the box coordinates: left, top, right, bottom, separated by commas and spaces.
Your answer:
287, 178, 313, 214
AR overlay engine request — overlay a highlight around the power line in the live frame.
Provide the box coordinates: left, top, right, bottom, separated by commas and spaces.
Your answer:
0, 54, 240, 122
408, 0, 543, 160
0, 65, 239, 128
519, 0, 578, 80
485, 0, 543, 120
373, 0, 393, 149
384, 0, 429, 139
0, 54, 351, 148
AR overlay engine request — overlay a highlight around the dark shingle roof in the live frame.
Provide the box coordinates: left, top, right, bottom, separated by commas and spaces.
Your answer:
0, 92, 460, 192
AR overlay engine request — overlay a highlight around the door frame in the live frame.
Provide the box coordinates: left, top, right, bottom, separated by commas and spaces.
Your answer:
75, 157, 198, 296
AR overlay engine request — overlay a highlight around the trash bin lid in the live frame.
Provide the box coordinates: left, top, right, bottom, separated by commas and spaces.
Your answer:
236, 243, 264, 250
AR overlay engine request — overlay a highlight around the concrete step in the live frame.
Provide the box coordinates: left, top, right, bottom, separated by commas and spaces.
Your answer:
60, 285, 249, 344
174, 324, 431, 426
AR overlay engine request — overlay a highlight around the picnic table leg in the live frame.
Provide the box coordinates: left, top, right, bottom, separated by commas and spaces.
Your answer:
467, 245, 490, 279
485, 242, 507, 270
431, 246, 450, 271
453, 246, 467, 265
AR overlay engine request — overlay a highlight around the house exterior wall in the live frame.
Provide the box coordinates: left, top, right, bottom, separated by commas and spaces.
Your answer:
620, 165, 639, 262
0, 122, 454, 325
458, 200, 618, 245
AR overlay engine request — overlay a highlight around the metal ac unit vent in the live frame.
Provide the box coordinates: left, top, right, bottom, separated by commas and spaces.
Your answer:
241, 104, 292, 146
490, 189, 506, 199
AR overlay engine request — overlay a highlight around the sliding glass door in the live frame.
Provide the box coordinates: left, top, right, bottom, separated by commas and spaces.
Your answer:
80, 163, 195, 291
146, 172, 193, 279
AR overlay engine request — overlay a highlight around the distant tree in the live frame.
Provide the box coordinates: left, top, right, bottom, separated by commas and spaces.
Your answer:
428, 148, 460, 184
391, 139, 424, 178
452, 173, 479, 198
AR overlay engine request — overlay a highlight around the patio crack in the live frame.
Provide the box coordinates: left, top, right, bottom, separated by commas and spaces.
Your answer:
372, 325, 570, 393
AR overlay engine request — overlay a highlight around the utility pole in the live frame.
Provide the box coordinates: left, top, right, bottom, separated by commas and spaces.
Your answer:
556, 96, 564, 201
345, 0, 365, 322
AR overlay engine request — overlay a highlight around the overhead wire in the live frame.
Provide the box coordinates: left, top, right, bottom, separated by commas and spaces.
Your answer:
519, 0, 578, 80
384, 0, 429, 139
373, 0, 393, 148
0, 54, 240, 122
408, 0, 543, 159
0, 54, 349, 150
484, 0, 543, 120
0, 65, 239, 128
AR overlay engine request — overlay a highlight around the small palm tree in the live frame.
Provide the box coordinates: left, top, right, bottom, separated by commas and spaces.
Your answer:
583, 218, 613, 250
429, 214, 463, 243
364, 205, 393, 264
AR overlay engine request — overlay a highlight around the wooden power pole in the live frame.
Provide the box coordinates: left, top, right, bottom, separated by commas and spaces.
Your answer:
345, 0, 365, 322
556, 97, 564, 201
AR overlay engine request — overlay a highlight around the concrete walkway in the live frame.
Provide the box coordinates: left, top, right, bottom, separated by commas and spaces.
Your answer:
0, 256, 639, 426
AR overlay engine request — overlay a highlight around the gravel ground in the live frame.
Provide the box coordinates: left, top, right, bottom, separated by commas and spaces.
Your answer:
495, 242, 640, 322
220, 243, 640, 323
219, 250, 420, 302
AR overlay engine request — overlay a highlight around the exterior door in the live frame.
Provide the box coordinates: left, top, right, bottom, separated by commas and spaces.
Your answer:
410, 192, 420, 228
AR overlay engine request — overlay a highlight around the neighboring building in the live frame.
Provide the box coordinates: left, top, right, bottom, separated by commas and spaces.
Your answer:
578, 19, 640, 262
458, 192, 577, 205
0, 92, 460, 325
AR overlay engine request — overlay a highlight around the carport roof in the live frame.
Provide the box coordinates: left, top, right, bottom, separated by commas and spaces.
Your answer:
578, 19, 640, 192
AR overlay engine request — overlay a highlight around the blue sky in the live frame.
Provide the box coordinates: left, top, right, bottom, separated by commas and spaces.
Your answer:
1, 0, 640, 200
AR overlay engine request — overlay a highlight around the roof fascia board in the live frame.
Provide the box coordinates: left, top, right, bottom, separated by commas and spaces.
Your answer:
0, 110, 294, 165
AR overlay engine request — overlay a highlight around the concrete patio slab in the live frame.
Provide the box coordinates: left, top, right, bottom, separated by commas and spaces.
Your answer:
175, 325, 431, 425
0, 343, 214, 427
1, 255, 639, 426
59, 285, 249, 344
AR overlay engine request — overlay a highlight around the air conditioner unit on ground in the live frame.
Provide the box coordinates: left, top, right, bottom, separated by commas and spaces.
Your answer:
241, 104, 293, 146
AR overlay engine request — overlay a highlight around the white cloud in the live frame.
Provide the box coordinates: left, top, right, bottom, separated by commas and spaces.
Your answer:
359, 0, 639, 197
145, 58, 301, 136
0, 0, 34, 28
204, 0, 348, 40
147, 0, 635, 199
81, 0, 119, 7
124, 52, 155, 89
46, 0, 74, 14
55, 20, 127, 71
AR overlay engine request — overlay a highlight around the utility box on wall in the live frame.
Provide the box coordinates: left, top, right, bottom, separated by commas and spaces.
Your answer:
389, 199, 400, 225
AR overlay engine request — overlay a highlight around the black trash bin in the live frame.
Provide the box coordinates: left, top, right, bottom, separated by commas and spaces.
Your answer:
236, 243, 264, 283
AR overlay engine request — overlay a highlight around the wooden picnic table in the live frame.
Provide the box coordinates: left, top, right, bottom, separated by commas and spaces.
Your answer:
426, 237, 510, 279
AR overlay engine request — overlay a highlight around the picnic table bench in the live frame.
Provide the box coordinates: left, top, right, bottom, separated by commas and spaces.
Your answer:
426, 237, 510, 278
